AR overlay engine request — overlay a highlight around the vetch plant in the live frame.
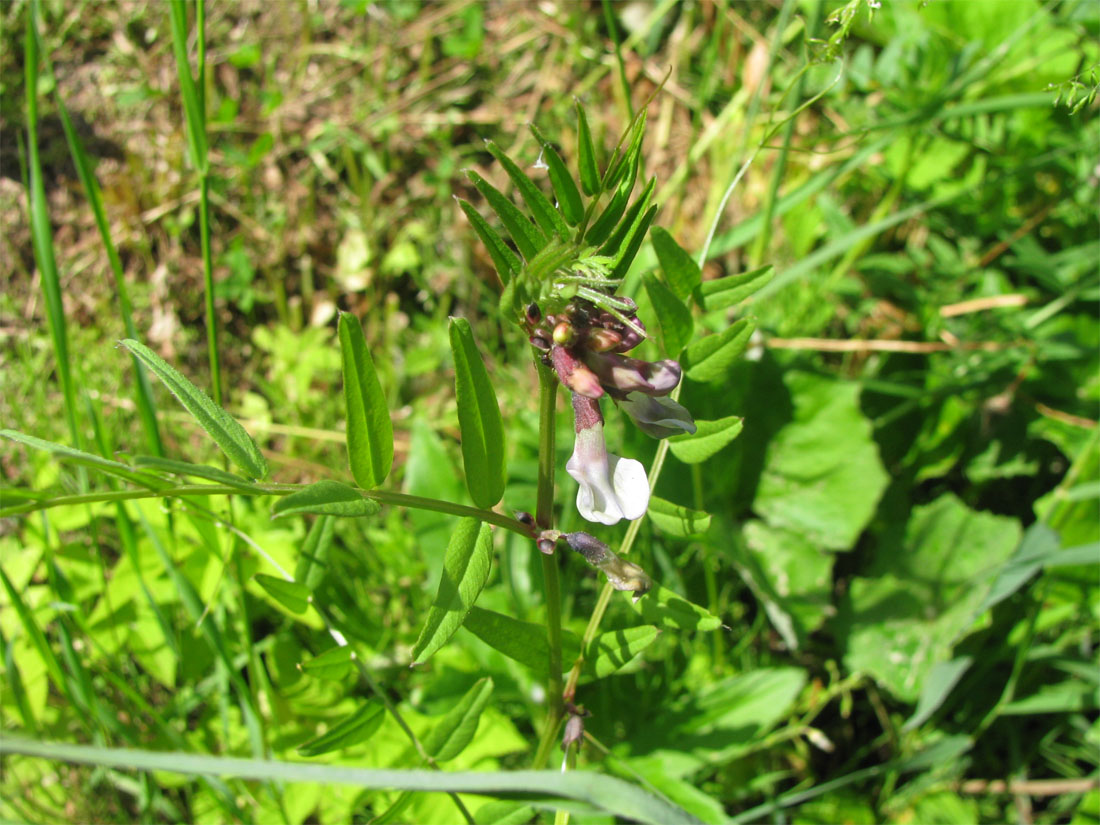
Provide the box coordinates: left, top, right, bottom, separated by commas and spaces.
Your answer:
2, 99, 769, 820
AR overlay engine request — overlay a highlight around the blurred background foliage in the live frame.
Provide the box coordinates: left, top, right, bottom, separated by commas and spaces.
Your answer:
1, 0, 1097, 823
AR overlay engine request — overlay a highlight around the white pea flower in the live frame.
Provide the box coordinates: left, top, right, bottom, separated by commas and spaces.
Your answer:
566, 394, 650, 525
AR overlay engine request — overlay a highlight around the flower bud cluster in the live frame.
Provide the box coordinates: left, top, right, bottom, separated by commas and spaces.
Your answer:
527, 297, 696, 525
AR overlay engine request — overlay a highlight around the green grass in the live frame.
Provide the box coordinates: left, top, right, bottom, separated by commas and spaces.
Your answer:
3, 1, 1098, 823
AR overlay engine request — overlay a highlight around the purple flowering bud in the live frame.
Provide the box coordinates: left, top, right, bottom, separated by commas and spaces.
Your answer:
550, 345, 604, 399
530, 335, 551, 351
526, 303, 542, 325
613, 320, 646, 353
583, 352, 682, 396
563, 531, 612, 565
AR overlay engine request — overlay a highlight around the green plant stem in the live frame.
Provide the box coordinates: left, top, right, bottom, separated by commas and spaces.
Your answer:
533, 362, 565, 770
0, 484, 531, 536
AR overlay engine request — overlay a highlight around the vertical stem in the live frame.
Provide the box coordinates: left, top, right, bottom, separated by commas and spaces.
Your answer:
533, 362, 564, 768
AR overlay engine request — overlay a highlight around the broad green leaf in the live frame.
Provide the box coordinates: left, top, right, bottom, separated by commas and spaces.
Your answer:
297, 702, 385, 756
575, 102, 599, 197
650, 227, 701, 301
647, 496, 711, 537
449, 318, 506, 508
457, 198, 520, 284
530, 124, 583, 225
1, 737, 705, 825
736, 521, 833, 649
631, 668, 806, 779
466, 170, 545, 261
586, 626, 660, 679
463, 606, 581, 678
423, 677, 494, 762
295, 515, 335, 591
120, 339, 268, 479
272, 480, 381, 520
1, 429, 165, 490
976, 522, 1060, 614
698, 265, 774, 311
412, 519, 493, 664
486, 140, 570, 240
254, 574, 310, 615
643, 274, 693, 356
299, 646, 354, 682
840, 494, 1021, 702
631, 586, 723, 632
338, 313, 393, 490
755, 373, 888, 549
134, 455, 260, 492
902, 656, 973, 731
668, 416, 744, 464
683, 319, 755, 383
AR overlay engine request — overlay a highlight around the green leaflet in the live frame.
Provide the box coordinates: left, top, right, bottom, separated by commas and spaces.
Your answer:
650, 227, 702, 301
647, 496, 712, 537
586, 626, 660, 679
575, 102, 600, 197
466, 170, 546, 261
462, 606, 581, 678
698, 265, 774, 311
683, 319, 755, 383
449, 318, 506, 509
530, 124, 583, 226
271, 480, 381, 520
630, 586, 724, 632
337, 313, 393, 490
254, 575, 310, 615
134, 456, 260, 492
485, 140, 570, 240
423, 677, 494, 762
457, 197, 520, 284
643, 274, 693, 356
294, 515, 335, 591
298, 646, 355, 682
297, 703, 385, 757
411, 519, 493, 664
119, 339, 268, 480
668, 416, 744, 464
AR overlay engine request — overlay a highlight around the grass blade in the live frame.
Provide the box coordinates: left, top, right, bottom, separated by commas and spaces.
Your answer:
119, 339, 268, 480
338, 313, 394, 490
0, 737, 706, 825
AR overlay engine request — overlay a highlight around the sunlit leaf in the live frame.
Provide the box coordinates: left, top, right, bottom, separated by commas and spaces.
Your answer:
119, 340, 268, 479
412, 519, 493, 664
668, 416, 744, 464
271, 480, 381, 520
338, 312, 393, 490
423, 677, 494, 762
683, 320, 755, 383
254, 574, 310, 615
297, 702, 385, 756
449, 318, 506, 508
650, 227, 702, 301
